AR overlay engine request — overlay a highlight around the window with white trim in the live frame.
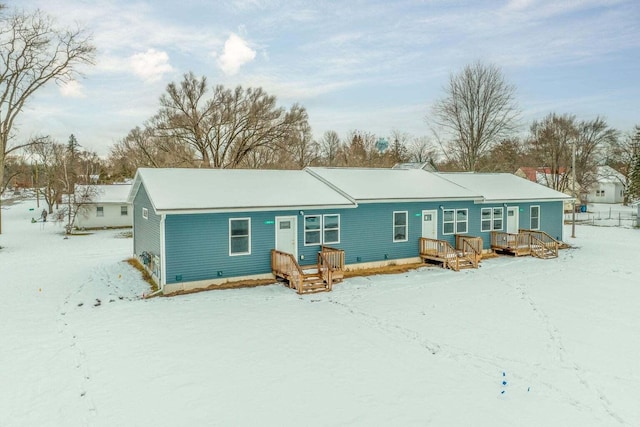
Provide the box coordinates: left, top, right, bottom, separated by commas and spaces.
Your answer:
530, 206, 540, 230
121, 205, 128, 216
481, 207, 503, 232
96, 206, 104, 217
142, 207, 148, 219
305, 214, 341, 245
443, 209, 468, 235
323, 214, 340, 245
229, 218, 251, 255
393, 211, 408, 242
304, 215, 322, 245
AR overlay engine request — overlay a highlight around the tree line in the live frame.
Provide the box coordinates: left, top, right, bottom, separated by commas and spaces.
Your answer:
1, 6, 640, 234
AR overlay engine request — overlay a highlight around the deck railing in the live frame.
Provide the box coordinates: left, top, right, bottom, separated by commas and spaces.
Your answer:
490, 231, 531, 256
456, 235, 482, 264
320, 245, 345, 281
317, 251, 333, 291
419, 237, 476, 271
521, 230, 559, 258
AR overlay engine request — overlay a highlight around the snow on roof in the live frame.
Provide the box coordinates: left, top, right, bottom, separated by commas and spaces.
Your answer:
307, 167, 481, 201
596, 165, 625, 184
437, 172, 573, 202
130, 168, 356, 212
77, 184, 132, 204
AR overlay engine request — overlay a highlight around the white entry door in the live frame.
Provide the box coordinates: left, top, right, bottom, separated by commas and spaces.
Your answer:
506, 207, 519, 234
422, 210, 438, 239
275, 216, 297, 256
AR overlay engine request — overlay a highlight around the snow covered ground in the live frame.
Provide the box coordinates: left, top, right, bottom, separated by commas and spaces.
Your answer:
1, 198, 639, 426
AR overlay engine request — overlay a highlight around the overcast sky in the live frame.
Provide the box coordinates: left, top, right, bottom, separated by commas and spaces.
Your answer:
12, 0, 640, 157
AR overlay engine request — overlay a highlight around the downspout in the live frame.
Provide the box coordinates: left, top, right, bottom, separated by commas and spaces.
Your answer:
160, 214, 167, 293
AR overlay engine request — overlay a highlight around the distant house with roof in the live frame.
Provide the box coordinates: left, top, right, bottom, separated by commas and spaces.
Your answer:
74, 184, 132, 229
128, 167, 570, 295
515, 166, 579, 211
585, 166, 625, 204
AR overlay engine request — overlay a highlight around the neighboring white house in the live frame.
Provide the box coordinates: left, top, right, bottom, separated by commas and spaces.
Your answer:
74, 184, 132, 229
585, 166, 625, 204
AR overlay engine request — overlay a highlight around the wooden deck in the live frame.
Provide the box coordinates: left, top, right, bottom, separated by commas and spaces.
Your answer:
419, 237, 480, 271
491, 230, 563, 259
271, 247, 345, 294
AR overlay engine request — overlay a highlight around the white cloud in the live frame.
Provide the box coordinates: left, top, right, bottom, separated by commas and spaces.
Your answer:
129, 49, 174, 82
59, 80, 86, 98
216, 33, 256, 76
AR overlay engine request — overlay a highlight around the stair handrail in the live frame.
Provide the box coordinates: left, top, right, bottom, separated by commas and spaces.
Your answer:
461, 239, 479, 268
528, 233, 559, 258
420, 237, 461, 271
271, 249, 305, 292
317, 251, 333, 291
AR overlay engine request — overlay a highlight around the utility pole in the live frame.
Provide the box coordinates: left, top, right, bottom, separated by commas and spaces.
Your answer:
571, 140, 576, 238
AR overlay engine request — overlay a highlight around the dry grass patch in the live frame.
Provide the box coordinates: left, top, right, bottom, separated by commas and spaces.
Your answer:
126, 258, 158, 294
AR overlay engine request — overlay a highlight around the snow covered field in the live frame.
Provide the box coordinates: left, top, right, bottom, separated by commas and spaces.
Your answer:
1, 198, 639, 426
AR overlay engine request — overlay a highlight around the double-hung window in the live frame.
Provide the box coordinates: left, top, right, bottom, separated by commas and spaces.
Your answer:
96, 206, 104, 217
229, 218, 251, 256
305, 214, 340, 245
142, 207, 148, 219
323, 214, 340, 245
481, 207, 503, 232
121, 205, 128, 216
530, 206, 540, 230
443, 209, 468, 235
393, 211, 408, 242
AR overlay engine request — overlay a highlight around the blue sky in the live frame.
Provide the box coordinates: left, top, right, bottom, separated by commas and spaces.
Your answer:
13, 0, 640, 157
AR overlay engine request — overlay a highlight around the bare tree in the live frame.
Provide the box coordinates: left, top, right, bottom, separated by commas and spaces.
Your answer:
527, 113, 577, 193
430, 61, 519, 171
574, 117, 618, 194
407, 136, 438, 164
319, 130, 341, 166
107, 125, 196, 179
0, 7, 95, 232
53, 182, 98, 234
155, 72, 308, 169
27, 136, 66, 214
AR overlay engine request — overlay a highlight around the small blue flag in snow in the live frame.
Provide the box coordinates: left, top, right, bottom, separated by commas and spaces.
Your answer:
502, 381, 507, 386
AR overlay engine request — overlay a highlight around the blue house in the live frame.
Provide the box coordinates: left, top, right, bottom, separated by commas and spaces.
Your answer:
128, 167, 571, 294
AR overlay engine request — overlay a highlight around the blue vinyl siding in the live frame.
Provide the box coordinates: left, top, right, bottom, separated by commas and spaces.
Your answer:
132, 185, 161, 257
161, 199, 566, 284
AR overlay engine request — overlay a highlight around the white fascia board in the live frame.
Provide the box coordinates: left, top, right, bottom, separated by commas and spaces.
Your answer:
156, 203, 358, 215
356, 197, 483, 204
475, 197, 574, 204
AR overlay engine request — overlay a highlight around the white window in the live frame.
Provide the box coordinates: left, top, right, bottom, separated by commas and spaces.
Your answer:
121, 205, 128, 216
323, 214, 340, 245
393, 211, 408, 242
142, 207, 148, 219
96, 206, 104, 217
304, 215, 322, 245
481, 207, 503, 232
305, 214, 341, 245
530, 206, 540, 230
443, 209, 468, 235
229, 218, 251, 256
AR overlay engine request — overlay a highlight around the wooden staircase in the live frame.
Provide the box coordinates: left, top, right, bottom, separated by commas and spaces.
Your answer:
491, 230, 563, 259
521, 230, 560, 259
419, 237, 480, 271
271, 247, 344, 294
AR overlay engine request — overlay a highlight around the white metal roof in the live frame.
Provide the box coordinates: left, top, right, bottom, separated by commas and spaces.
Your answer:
306, 167, 482, 202
437, 172, 573, 202
77, 184, 132, 204
129, 168, 356, 213
595, 165, 625, 184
